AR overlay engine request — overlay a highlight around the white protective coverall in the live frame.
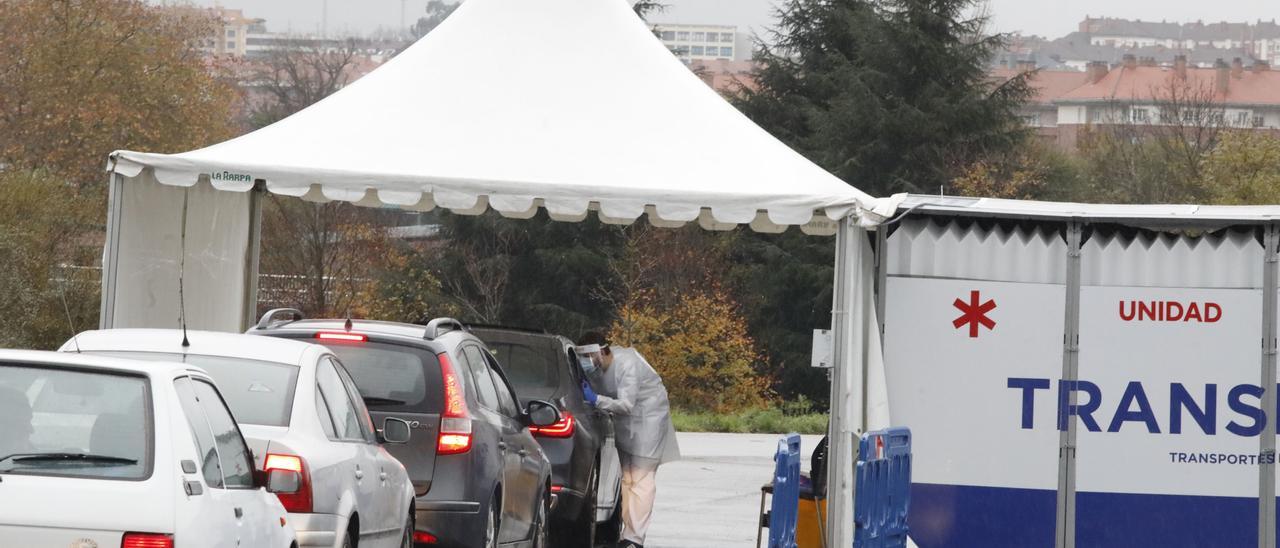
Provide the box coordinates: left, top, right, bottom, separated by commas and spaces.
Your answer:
590, 347, 681, 545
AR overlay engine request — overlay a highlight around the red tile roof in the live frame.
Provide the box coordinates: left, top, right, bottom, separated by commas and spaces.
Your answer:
991, 68, 1093, 105
1057, 65, 1280, 105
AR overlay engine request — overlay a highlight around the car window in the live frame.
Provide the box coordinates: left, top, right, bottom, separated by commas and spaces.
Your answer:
174, 377, 225, 488
331, 358, 376, 444
488, 342, 559, 394
319, 341, 443, 414
461, 345, 500, 411
313, 386, 338, 439
484, 353, 520, 417
316, 360, 364, 442
190, 380, 255, 489
0, 364, 151, 481
97, 351, 298, 427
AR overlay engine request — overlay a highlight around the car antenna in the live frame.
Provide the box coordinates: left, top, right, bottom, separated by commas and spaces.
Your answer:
59, 267, 81, 354
179, 189, 190, 349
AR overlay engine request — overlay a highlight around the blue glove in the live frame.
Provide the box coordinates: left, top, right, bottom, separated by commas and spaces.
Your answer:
581, 380, 598, 406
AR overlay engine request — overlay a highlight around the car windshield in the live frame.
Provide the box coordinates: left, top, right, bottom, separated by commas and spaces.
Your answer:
318, 341, 442, 414
97, 352, 298, 427
0, 363, 151, 480
485, 341, 560, 401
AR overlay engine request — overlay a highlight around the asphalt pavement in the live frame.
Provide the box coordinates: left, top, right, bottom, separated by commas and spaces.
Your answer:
640, 432, 825, 548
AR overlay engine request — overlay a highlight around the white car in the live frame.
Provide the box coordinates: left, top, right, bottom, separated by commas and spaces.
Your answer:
0, 349, 296, 548
63, 329, 417, 548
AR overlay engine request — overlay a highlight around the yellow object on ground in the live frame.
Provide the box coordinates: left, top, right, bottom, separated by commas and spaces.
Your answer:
796, 494, 828, 548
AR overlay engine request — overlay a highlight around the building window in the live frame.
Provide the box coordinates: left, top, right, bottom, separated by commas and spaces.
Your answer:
1021, 114, 1041, 127
1254, 116, 1266, 128
721, 33, 734, 42
1234, 111, 1250, 127
676, 31, 689, 41
661, 31, 675, 41
692, 32, 705, 41
226, 29, 236, 38
226, 41, 235, 49
691, 45, 704, 56
1131, 108, 1148, 124
720, 47, 733, 57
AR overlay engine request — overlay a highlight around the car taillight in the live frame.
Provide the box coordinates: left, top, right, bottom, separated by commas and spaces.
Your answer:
437, 353, 473, 455
264, 452, 313, 513
315, 331, 368, 342
529, 410, 575, 438
413, 531, 438, 544
121, 533, 173, 548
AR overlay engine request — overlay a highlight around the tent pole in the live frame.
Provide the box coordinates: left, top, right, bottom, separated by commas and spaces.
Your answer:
99, 171, 125, 329
241, 183, 265, 331
827, 214, 867, 547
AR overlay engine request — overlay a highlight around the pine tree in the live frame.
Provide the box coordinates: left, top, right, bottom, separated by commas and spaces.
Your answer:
735, 0, 1032, 195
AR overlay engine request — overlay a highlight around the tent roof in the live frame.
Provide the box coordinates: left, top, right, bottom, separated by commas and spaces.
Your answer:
897, 194, 1280, 227
110, 0, 877, 234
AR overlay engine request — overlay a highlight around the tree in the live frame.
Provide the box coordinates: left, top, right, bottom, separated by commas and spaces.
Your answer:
0, 0, 238, 186
247, 39, 360, 128
733, 0, 1032, 196
1072, 75, 1227, 203
0, 170, 100, 349
1205, 132, 1280, 205
610, 287, 769, 413
411, 1, 461, 39
632, 1, 668, 19
950, 139, 1084, 201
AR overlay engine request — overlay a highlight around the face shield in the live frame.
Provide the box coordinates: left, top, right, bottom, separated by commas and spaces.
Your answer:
574, 344, 607, 374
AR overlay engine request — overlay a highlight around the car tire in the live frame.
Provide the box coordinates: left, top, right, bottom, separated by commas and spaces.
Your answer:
484, 499, 499, 548
400, 509, 414, 548
532, 489, 549, 548
560, 465, 599, 548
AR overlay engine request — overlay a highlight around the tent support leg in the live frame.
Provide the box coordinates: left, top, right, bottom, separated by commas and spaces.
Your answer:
99, 171, 125, 329
1054, 221, 1083, 548
827, 215, 867, 548
1260, 223, 1278, 548
241, 183, 265, 331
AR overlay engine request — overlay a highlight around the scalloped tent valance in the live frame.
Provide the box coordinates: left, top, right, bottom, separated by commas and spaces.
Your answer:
108, 0, 883, 235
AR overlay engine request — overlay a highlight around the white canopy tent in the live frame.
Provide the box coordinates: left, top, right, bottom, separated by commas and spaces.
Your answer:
102, 0, 892, 544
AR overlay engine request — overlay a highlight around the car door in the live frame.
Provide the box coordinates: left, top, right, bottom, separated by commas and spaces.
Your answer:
188, 377, 286, 548
484, 350, 545, 540
460, 343, 528, 544
333, 357, 403, 546
315, 359, 376, 545
172, 376, 241, 548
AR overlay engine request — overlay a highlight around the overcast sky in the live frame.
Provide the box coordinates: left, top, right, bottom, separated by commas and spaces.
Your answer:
164, 0, 1278, 39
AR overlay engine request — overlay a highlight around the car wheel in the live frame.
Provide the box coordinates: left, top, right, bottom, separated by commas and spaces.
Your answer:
400, 510, 414, 548
341, 531, 353, 548
532, 489, 549, 548
484, 500, 499, 548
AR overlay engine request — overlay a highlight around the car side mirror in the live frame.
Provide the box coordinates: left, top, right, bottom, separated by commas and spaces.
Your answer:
378, 417, 412, 444
266, 468, 301, 494
525, 399, 561, 428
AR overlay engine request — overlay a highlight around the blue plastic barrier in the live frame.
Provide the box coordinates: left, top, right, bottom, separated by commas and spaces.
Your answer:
854, 427, 912, 548
767, 433, 803, 548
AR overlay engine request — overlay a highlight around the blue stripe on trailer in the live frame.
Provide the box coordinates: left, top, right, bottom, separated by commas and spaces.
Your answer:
908, 483, 1055, 547
1075, 491, 1256, 547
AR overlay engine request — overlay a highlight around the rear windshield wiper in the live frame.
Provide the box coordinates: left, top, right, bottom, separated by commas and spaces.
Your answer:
362, 396, 407, 407
1, 452, 138, 466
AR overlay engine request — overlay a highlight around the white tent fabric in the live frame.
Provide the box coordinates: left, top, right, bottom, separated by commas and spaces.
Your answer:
109, 0, 877, 234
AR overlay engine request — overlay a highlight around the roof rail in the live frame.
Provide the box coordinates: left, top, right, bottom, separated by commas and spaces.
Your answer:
423, 317, 467, 340
255, 308, 304, 330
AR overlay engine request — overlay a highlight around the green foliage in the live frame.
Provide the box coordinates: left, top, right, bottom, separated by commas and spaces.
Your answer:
0, 170, 99, 349
1205, 132, 1280, 205
672, 398, 827, 434
734, 0, 1032, 196
411, 1, 461, 38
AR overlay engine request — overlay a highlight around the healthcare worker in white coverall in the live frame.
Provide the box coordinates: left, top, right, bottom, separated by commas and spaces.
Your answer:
576, 332, 680, 548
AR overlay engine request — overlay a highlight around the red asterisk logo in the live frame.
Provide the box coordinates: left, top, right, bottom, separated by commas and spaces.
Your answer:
953, 290, 996, 338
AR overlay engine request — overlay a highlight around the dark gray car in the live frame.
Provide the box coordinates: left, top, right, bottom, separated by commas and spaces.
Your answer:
468, 326, 623, 548
250, 311, 559, 548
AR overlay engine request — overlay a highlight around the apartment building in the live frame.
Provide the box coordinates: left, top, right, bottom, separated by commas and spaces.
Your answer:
651, 23, 738, 63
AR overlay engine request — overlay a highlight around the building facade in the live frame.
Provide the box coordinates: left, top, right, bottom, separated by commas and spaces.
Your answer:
651, 23, 737, 63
